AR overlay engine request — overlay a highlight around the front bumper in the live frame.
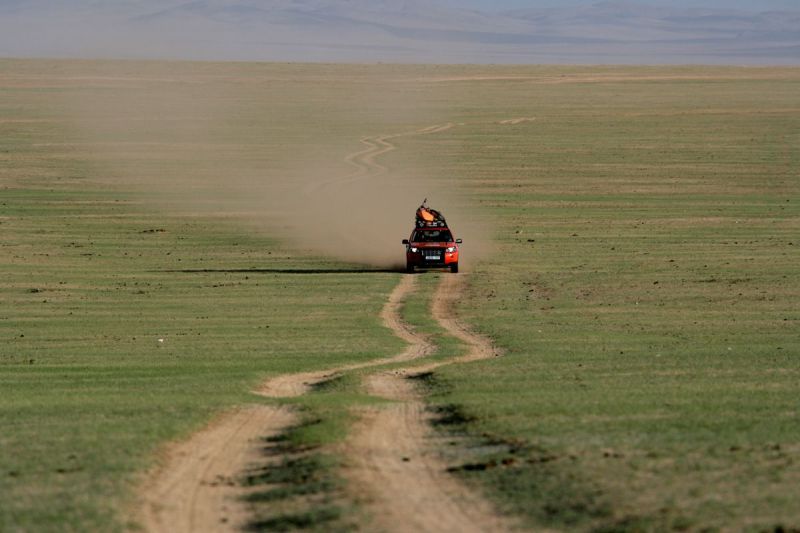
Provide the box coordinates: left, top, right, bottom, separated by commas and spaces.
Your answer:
406, 248, 458, 268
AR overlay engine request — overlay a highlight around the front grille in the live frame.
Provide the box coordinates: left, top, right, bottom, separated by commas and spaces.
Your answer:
420, 247, 446, 265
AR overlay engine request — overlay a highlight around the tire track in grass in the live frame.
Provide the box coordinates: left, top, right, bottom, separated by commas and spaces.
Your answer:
304, 123, 453, 194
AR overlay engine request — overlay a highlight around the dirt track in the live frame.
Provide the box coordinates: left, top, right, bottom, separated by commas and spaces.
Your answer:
256, 274, 433, 398
342, 273, 512, 533
137, 405, 295, 533
257, 273, 511, 533
136, 273, 509, 533
135, 275, 427, 532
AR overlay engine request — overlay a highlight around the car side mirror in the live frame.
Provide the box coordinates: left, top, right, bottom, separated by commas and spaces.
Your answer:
456, 239, 462, 244
402, 239, 409, 245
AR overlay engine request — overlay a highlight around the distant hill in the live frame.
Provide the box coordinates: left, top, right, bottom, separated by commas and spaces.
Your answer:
0, 0, 798, 64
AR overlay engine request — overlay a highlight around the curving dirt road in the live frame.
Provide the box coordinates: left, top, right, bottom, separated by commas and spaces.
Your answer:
136, 270, 509, 533
256, 274, 433, 398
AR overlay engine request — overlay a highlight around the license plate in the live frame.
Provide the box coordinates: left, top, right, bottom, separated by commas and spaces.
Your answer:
425, 254, 441, 260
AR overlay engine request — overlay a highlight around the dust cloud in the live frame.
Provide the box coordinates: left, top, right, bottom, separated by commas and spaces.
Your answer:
59, 61, 488, 269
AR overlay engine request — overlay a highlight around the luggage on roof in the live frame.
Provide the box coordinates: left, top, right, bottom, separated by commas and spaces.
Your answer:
415, 199, 447, 228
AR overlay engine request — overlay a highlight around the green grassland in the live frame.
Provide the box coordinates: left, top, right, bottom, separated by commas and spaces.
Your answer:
2, 59, 799, 531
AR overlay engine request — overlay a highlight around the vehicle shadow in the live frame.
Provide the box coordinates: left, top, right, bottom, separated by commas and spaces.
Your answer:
160, 267, 406, 274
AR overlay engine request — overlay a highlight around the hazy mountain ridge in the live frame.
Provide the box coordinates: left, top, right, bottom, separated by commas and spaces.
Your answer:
0, 0, 797, 63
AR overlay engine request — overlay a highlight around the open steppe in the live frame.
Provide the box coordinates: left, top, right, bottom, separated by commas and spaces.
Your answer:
1, 59, 799, 532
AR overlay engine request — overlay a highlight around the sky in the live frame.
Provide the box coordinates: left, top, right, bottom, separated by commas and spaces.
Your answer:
0, 0, 797, 64
455, 0, 800, 11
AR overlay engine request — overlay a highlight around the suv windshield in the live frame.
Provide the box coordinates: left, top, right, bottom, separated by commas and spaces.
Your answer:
412, 229, 453, 242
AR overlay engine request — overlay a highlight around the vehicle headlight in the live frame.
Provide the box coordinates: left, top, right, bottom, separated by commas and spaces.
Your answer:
409, 247, 418, 253
446, 246, 456, 253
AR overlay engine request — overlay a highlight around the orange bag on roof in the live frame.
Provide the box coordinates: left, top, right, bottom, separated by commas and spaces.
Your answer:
418, 208, 435, 222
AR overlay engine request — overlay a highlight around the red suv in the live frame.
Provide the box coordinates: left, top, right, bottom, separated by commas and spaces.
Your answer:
402, 202, 461, 273
403, 227, 461, 273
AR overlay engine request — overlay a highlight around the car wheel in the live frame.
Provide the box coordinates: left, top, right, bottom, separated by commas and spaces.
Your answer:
406, 263, 415, 273
450, 263, 459, 273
